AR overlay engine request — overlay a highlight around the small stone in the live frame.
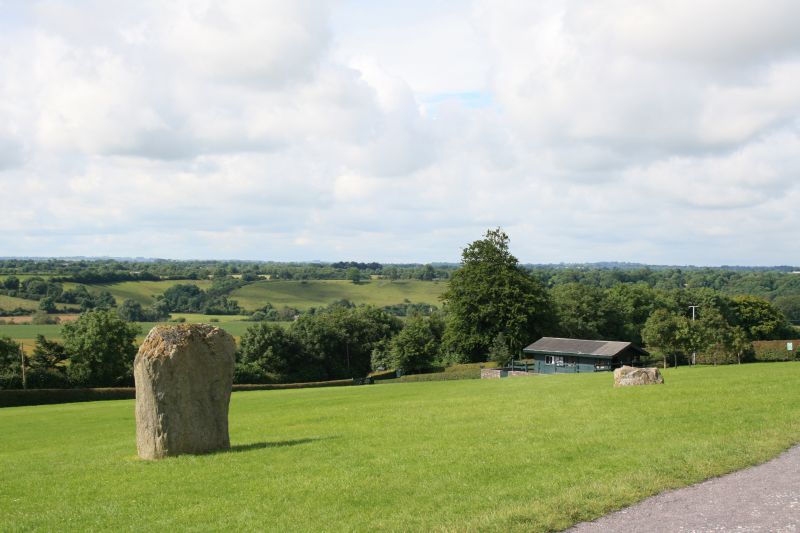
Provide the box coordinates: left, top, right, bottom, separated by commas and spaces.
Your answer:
613, 365, 664, 387
134, 324, 236, 459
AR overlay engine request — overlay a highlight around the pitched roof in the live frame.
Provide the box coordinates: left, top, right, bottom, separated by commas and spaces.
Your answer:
522, 337, 648, 358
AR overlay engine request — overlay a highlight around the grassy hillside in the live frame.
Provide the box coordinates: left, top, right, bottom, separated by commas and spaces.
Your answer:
47, 279, 446, 311
68, 280, 213, 306
2, 364, 799, 531
0, 294, 38, 311
230, 279, 447, 311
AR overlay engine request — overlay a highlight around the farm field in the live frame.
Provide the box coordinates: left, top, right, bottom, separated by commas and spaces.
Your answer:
0, 294, 38, 311
1, 278, 446, 311
0, 313, 79, 324
0, 318, 261, 352
2, 364, 799, 531
230, 279, 447, 311
68, 280, 213, 306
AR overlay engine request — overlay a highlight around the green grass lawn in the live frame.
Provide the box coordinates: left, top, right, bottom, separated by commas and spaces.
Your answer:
2, 364, 800, 531
230, 279, 447, 311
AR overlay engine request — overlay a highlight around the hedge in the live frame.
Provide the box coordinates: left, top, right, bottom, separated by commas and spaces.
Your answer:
376, 369, 483, 384
0, 379, 357, 408
751, 339, 799, 362
0, 387, 136, 408
232, 379, 354, 391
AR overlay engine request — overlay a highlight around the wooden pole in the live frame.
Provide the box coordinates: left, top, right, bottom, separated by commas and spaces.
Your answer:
19, 342, 26, 390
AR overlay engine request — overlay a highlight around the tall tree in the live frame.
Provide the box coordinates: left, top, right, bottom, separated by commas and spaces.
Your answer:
27, 335, 69, 388
642, 309, 686, 369
236, 322, 305, 383
0, 336, 22, 389
441, 228, 555, 363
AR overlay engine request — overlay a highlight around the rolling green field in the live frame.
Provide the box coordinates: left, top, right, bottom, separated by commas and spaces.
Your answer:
230, 279, 447, 311
0, 319, 260, 352
68, 280, 213, 306
2, 364, 799, 531
1, 278, 445, 310
0, 294, 38, 311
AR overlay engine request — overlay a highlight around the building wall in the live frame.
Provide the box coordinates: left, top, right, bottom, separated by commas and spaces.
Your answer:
527, 353, 611, 374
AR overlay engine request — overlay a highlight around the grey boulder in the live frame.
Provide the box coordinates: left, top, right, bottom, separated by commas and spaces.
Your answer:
134, 324, 236, 459
613, 365, 664, 387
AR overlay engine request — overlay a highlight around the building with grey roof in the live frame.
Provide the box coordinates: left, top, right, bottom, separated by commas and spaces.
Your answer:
520, 337, 648, 374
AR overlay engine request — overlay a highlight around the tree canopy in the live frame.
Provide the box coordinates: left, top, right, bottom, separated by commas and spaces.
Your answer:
441, 228, 555, 362
62, 310, 141, 387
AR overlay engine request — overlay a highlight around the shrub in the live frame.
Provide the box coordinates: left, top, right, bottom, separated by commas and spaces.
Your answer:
31, 311, 59, 325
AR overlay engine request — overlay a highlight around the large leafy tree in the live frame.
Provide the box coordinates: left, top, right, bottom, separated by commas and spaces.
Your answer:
605, 283, 671, 344
730, 295, 794, 340
551, 283, 618, 340
292, 305, 402, 380
773, 295, 800, 325
389, 315, 444, 373
62, 310, 141, 387
236, 323, 305, 383
441, 228, 555, 363
641, 309, 686, 368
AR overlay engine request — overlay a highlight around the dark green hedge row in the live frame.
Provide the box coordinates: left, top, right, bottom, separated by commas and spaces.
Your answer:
0, 387, 136, 408
376, 369, 482, 384
232, 379, 354, 391
1, 379, 357, 408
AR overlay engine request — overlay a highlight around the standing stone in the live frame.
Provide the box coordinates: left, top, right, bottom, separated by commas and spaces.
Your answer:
134, 324, 236, 459
613, 365, 665, 387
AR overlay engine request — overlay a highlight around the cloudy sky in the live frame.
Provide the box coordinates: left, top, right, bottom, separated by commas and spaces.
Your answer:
1, 0, 799, 265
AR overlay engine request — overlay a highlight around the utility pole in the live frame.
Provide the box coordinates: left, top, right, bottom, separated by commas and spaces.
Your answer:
19, 342, 27, 390
688, 305, 699, 366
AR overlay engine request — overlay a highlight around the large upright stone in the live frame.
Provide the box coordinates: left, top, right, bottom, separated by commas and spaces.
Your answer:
134, 324, 236, 459
613, 365, 664, 387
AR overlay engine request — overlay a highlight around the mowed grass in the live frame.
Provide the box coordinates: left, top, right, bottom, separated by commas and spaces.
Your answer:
230, 279, 447, 311
2, 364, 800, 531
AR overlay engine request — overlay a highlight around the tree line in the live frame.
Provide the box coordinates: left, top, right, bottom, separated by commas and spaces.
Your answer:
2, 229, 796, 390
0, 259, 452, 284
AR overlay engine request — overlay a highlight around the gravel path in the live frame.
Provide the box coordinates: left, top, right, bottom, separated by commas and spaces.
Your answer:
567, 445, 800, 532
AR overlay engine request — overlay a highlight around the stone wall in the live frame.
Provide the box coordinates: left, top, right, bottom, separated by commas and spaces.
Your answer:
480, 369, 536, 379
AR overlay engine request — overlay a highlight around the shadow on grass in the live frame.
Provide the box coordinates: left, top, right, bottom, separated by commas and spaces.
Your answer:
225, 436, 336, 454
